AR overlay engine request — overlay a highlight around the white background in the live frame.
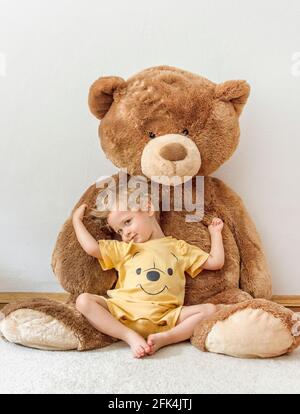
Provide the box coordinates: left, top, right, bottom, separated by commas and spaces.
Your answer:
0, 0, 299, 293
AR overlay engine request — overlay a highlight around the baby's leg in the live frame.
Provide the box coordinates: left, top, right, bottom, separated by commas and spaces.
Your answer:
76, 293, 150, 358
147, 304, 216, 354
176, 303, 216, 324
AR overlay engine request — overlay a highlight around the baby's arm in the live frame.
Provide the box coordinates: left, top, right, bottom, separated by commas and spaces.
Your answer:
202, 218, 225, 270
72, 204, 102, 259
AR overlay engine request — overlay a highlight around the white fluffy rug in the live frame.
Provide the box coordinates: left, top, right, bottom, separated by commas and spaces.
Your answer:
1, 337, 300, 394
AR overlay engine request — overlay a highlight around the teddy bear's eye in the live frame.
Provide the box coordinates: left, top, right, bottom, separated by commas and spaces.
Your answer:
149, 132, 156, 139
182, 129, 189, 136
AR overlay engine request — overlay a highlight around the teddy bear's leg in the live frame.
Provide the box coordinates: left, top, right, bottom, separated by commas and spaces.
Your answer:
0, 299, 117, 351
191, 299, 300, 358
202, 287, 253, 305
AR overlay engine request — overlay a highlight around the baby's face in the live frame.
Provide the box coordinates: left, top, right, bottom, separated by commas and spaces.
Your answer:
107, 209, 155, 243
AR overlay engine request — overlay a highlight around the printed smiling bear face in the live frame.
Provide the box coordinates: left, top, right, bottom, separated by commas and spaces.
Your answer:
123, 249, 182, 301
134, 252, 176, 297
88, 66, 250, 184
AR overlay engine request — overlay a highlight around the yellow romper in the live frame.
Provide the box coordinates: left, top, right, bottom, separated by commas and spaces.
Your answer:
98, 236, 209, 338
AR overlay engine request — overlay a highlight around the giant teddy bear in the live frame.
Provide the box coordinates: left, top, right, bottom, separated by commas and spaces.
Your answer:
1, 66, 299, 357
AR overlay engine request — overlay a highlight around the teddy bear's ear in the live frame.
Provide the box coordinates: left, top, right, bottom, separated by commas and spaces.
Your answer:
214, 80, 250, 116
88, 76, 126, 120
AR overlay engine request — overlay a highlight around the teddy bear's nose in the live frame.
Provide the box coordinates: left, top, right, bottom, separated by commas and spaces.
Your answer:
146, 270, 160, 281
159, 143, 187, 161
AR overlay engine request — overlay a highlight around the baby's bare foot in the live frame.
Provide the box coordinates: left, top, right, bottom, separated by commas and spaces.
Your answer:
124, 331, 151, 358
147, 332, 170, 355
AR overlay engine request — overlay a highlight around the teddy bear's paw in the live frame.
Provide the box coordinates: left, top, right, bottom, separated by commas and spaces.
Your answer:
291, 313, 300, 337
191, 299, 299, 358
0, 309, 79, 350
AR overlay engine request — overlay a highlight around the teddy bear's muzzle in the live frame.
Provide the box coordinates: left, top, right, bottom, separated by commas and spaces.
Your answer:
141, 134, 201, 186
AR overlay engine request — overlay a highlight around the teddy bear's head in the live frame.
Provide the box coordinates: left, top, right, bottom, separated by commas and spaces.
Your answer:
88, 66, 250, 184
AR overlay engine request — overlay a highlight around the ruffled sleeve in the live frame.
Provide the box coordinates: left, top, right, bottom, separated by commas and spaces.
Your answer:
177, 240, 210, 278
98, 239, 133, 270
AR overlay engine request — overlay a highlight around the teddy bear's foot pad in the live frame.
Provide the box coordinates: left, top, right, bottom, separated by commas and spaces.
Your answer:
191, 299, 300, 358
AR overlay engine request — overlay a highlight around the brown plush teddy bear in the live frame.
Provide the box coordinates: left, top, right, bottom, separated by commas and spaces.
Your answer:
1, 66, 299, 357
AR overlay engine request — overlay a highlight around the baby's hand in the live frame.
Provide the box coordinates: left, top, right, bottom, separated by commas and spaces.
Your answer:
73, 204, 88, 222
208, 217, 224, 234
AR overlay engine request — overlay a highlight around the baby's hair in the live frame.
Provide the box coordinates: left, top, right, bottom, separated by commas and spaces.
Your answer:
89, 183, 160, 229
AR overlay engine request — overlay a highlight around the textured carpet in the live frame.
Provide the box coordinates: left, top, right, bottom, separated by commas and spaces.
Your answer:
1, 337, 300, 394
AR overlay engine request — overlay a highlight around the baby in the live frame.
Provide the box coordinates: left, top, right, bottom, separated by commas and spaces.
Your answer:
73, 189, 224, 358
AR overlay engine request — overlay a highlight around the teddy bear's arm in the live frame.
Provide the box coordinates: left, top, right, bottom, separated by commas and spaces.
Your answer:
232, 204, 272, 299
210, 177, 272, 299
51, 183, 117, 297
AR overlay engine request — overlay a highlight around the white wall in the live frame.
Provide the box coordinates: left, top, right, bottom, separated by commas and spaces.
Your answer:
0, 0, 299, 293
